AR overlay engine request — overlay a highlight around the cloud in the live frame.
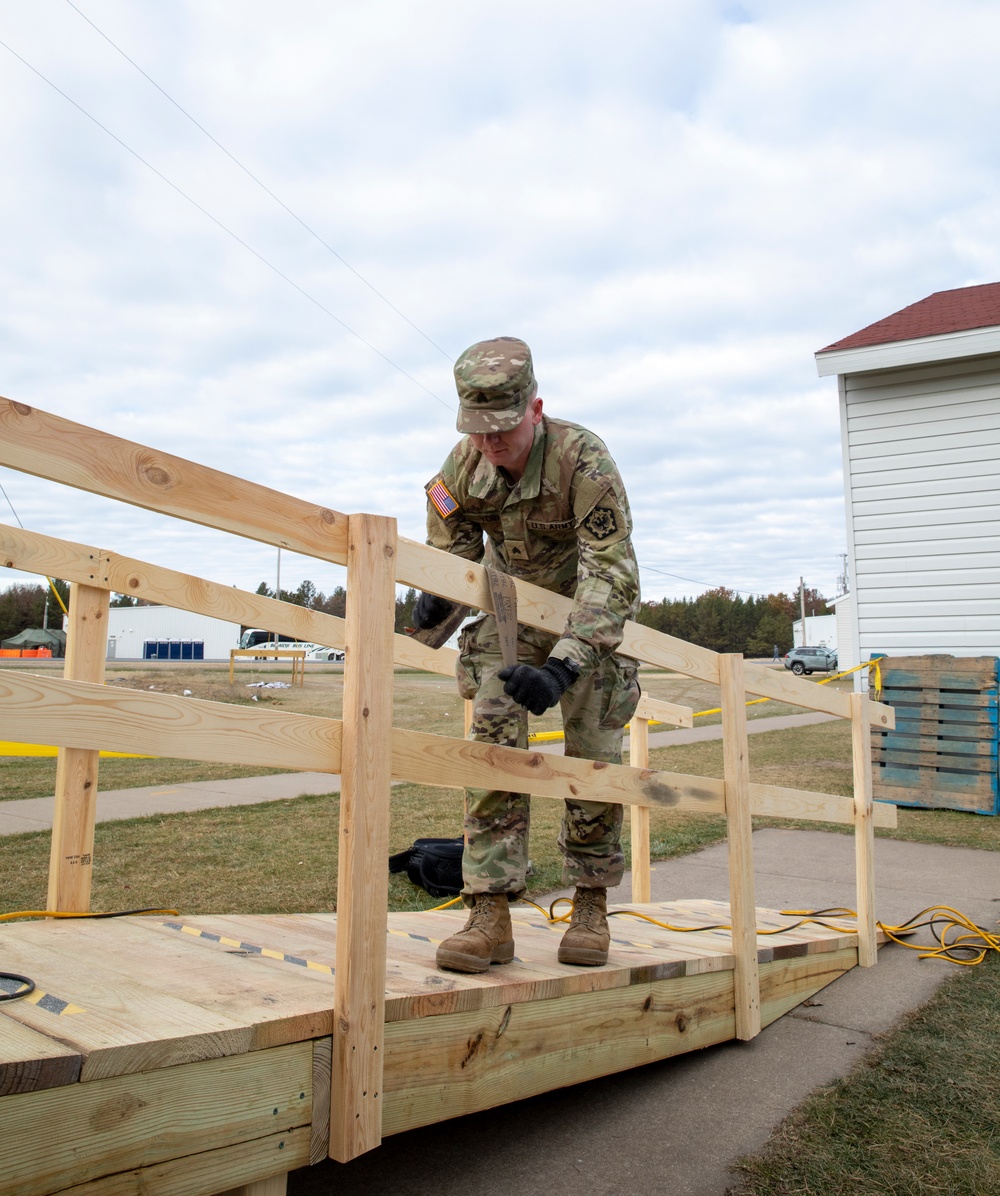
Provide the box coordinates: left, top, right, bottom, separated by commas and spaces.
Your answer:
2, 0, 999, 607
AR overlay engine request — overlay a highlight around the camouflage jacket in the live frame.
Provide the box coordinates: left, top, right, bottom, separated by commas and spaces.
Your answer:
425, 416, 640, 674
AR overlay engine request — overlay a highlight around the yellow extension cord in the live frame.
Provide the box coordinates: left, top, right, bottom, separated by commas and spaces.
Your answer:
426, 895, 999, 966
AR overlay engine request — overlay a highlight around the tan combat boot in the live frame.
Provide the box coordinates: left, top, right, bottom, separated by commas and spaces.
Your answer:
557, 887, 610, 966
436, 894, 515, 973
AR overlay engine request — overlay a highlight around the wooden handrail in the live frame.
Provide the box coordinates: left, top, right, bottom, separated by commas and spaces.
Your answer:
0, 398, 893, 728
0, 671, 897, 828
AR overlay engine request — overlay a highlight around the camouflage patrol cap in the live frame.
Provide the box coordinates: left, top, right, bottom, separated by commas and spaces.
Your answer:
454, 336, 537, 433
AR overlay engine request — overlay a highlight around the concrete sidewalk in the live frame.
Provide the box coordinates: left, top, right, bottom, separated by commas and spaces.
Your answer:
0, 710, 836, 836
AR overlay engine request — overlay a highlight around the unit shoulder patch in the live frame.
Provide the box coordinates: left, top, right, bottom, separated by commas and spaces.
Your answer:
581, 505, 621, 541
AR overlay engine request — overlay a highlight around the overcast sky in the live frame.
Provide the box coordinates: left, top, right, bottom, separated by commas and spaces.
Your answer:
2, 0, 998, 608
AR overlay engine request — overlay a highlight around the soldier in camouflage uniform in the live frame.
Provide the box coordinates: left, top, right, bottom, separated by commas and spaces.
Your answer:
413, 336, 641, 974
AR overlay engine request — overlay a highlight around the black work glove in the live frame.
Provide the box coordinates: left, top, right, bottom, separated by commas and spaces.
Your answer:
412, 592, 455, 630
498, 658, 580, 716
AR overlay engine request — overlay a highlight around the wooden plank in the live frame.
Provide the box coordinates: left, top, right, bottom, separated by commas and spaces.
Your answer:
749, 780, 897, 828
31, 918, 333, 1052
0, 521, 458, 678
879, 691, 998, 713
380, 969, 737, 1136
310, 1038, 332, 1165
390, 724, 728, 812
0, 672, 342, 773
628, 715, 652, 902
719, 654, 760, 1040
885, 717, 996, 741
879, 727, 998, 752
874, 745, 997, 771
49, 582, 109, 912
634, 694, 694, 728
0, 670, 895, 830
0, 929, 254, 1082
758, 945, 860, 1027
878, 654, 998, 683
851, 693, 877, 968
874, 766, 997, 797
0, 398, 351, 564
1, 1041, 312, 1196
55, 1131, 305, 1196
0, 1014, 82, 1095
330, 513, 396, 1162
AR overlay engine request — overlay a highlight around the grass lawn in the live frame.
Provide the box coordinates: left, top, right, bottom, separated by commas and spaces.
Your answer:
2, 662, 998, 1193
733, 952, 1000, 1195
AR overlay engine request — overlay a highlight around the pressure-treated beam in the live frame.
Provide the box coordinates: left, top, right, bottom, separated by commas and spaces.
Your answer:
851, 692, 878, 967
0, 672, 897, 827
0, 521, 456, 678
720, 653, 760, 1040
47, 582, 109, 912
330, 513, 396, 1161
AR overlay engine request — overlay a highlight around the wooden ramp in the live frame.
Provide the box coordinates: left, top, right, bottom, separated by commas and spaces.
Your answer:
0, 900, 878, 1196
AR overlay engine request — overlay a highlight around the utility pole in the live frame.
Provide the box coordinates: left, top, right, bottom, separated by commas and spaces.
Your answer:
799, 576, 806, 647
837, 553, 849, 596
273, 547, 282, 645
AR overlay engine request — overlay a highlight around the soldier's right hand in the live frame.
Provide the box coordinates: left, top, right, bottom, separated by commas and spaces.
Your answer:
412, 592, 455, 630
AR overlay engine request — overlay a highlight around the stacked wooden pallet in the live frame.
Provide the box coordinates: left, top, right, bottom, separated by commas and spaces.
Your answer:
872, 655, 999, 815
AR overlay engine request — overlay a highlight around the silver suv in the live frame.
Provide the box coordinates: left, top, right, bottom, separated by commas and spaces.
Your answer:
782, 646, 838, 676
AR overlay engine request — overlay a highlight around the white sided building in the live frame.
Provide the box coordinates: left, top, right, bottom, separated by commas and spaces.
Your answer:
106, 606, 241, 661
815, 282, 1000, 684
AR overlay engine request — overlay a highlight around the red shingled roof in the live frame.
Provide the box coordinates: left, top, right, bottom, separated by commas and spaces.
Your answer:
819, 282, 1000, 353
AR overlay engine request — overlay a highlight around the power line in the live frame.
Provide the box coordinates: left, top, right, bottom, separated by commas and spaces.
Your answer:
637, 563, 761, 597
0, 36, 455, 414
62, 0, 455, 364
0, 480, 25, 529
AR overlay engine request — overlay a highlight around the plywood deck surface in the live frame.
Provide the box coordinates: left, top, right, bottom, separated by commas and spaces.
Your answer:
0, 901, 873, 1195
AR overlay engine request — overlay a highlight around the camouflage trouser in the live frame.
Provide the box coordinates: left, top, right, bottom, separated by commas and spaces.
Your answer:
455, 614, 640, 900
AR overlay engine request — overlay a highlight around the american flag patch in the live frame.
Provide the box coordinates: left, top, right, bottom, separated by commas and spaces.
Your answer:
428, 479, 459, 519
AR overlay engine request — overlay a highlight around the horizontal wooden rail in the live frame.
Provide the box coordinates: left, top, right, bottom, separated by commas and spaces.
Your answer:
634, 694, 694, 727
0, 671, 342, 773
0, 399, 893, 728
0, 398, 350, 563
0, 671, 896, 827
0, 521, 456, 678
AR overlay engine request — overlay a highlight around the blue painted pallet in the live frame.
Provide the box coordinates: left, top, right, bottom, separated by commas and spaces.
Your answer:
871, 655, 999, 816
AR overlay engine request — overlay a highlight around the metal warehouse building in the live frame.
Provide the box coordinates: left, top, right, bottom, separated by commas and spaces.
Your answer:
107, 605, 241, 661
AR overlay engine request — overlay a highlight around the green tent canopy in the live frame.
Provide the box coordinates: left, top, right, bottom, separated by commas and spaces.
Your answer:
1, 627, 66, 654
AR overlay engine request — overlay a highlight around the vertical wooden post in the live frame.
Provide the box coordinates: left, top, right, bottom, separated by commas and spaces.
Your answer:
851, 691, 878, 967
719, 653, 761, 1040
329, 513, 396, 1162
628, 716, 652, 903
464, 697, 474, 738
47, 582, 109, 913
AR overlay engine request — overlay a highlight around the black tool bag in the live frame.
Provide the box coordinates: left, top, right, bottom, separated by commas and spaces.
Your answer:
388, 837, 465, 898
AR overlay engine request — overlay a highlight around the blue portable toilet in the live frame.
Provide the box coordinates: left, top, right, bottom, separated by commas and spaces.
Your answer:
193, 641, 204, 660
181, 641, 193, 660
144, 641, 157, 660
157, 641, 170, 660
169, 640, 181, 660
